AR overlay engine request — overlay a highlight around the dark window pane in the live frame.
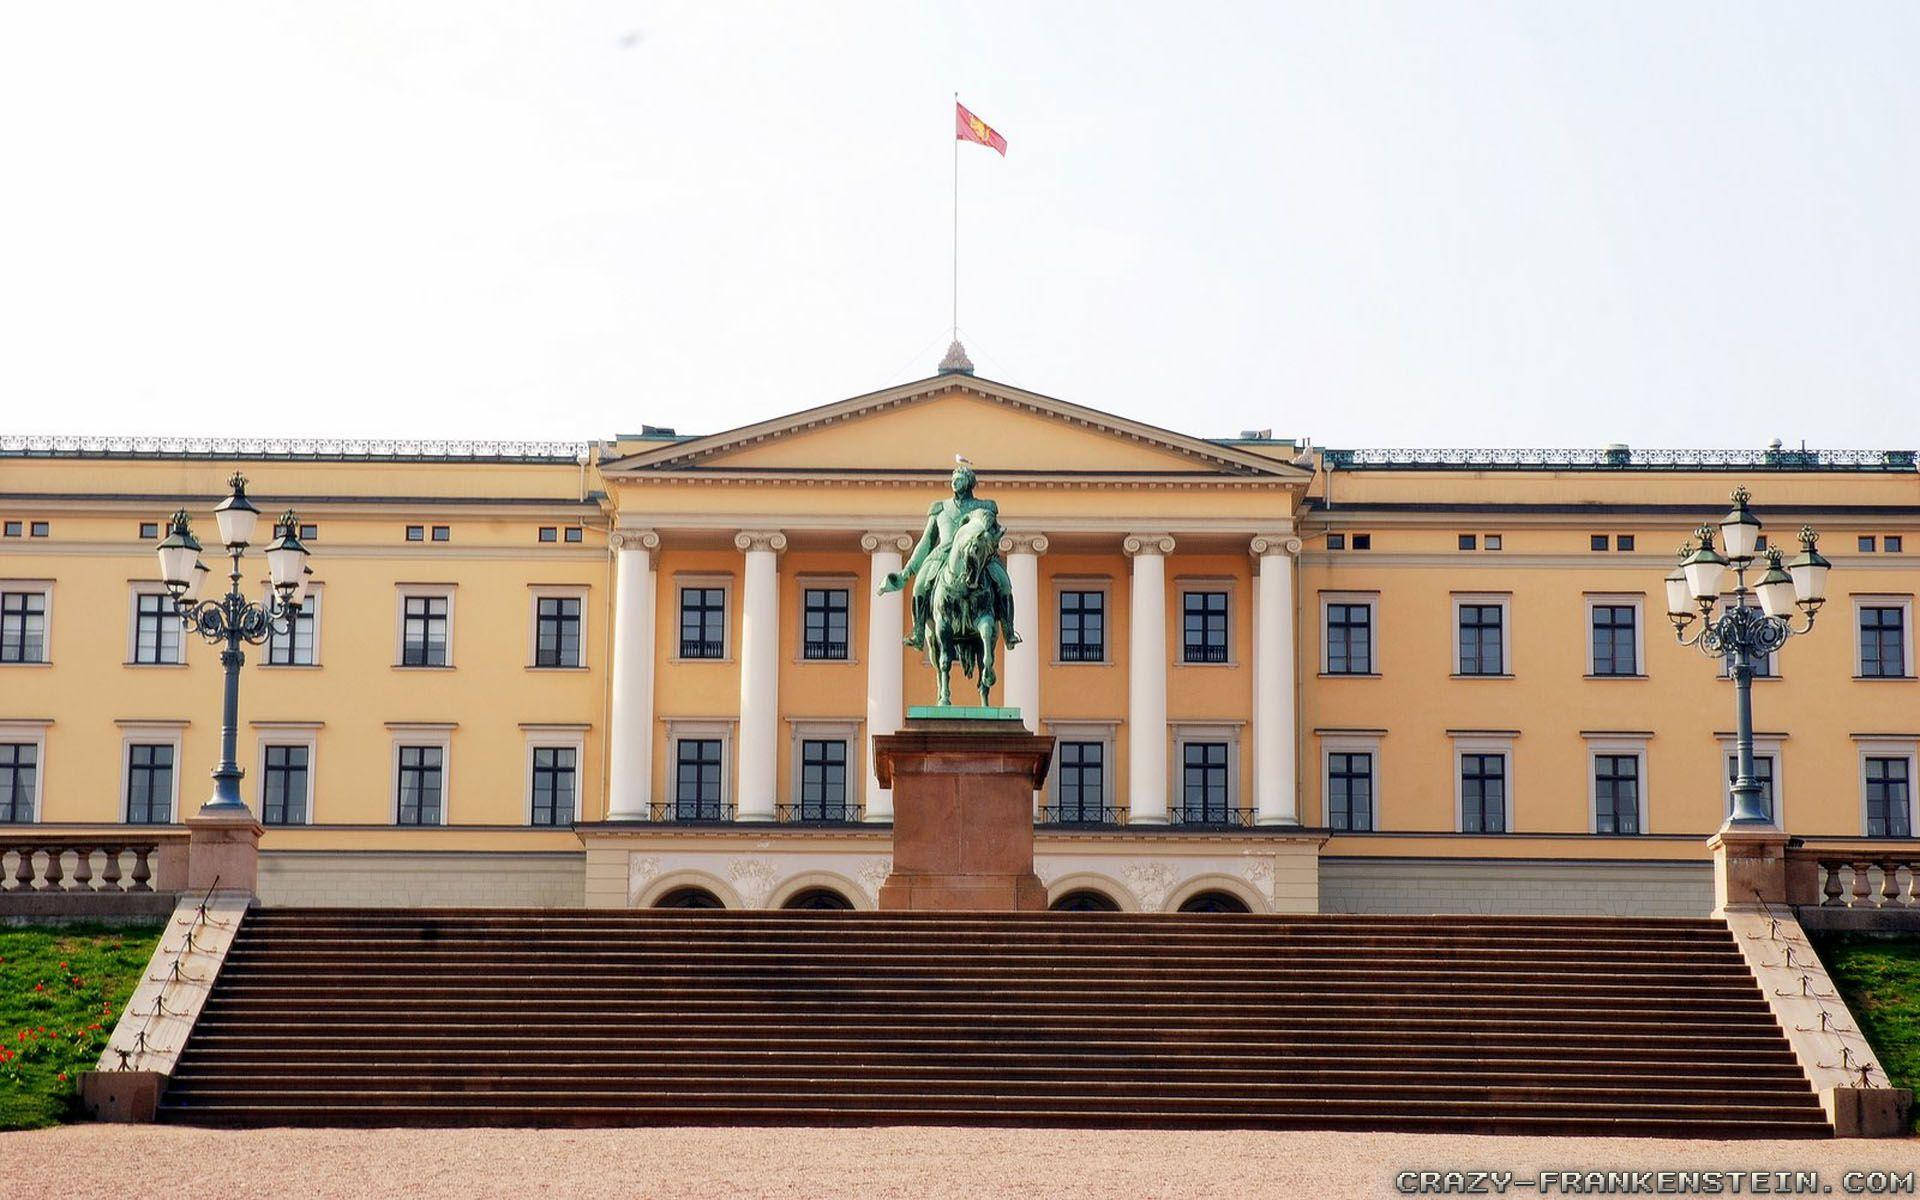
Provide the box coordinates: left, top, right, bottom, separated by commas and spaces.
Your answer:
1461, 753, 1506, 833
531, 745, 577, 825
802, 588, 850, 661
126, 743, 174, 824
1860, 607, 1907, 678
1591, 605, 1638, 675
1725, 754, 1775, 822
1594, 754, 1640, 834
397, 745, 444, 825
1457, 603, 1504, 675
1056, 741, 1105, 822
679, 588, 726, 659
1, 591, 47, 663
401, 594, 450, 666
1058, 591, 1106, 662
798, 739, 848, 820
263, 743, 310, 825
0, 743, 38, 822
1180, 741, 1232, 823
1326, 603, 1373, 675
535, 595, 583, 668
674, 739, 726, 820
267, 592, 318, 665
133, 592, 180, 664
1328, 752, 1373, 832
1866, 757, 1912, 838
1182, 592, 1229, 663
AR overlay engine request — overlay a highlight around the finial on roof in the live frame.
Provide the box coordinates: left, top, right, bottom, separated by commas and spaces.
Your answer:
937, 339, 975, 375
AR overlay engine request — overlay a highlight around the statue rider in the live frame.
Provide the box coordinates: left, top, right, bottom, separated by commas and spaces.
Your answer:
879, 462, 1021, 652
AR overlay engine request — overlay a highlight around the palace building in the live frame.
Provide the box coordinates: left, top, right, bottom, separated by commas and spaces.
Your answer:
3, 361, 1917, 916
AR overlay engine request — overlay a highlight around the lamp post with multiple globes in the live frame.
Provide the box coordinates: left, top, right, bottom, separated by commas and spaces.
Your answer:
153, 473, 311, 817
1664, 486, 1830, 828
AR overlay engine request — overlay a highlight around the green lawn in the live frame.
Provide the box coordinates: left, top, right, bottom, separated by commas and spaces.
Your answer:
0, 922, 162, 1130
1817, 934, 1920, 1132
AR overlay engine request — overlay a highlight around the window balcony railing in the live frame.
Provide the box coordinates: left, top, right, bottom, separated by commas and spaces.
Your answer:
776, 803, 864, 824
679, 639, 725, 659
1036, 804, 1123, 827
1058, 644, 1104, 663
649, 800, 735, 824
1169, 806, 1255, 829
802, 641, 849, 661
1183, 644, 1229, 664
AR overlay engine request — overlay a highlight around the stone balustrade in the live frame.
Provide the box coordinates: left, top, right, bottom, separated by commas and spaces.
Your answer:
1785, 841, 1920, 932
0, 832, 190, 913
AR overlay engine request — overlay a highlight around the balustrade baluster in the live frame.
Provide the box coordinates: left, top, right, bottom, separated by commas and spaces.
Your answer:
128, 847, 153, 893
38, 848, 66, 892
69, 847, 94, 893
1880, 862, 1903, 908
100, 847, 123, 892
11, 847, 34, 892
1851, 861, 1875, 908
1821, 860, 1846, 906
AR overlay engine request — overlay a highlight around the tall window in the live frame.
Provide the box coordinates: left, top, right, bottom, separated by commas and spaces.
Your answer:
1327, 752, 1373, 832
1859, 606, 1907, 678
534, 596, 582, 668
674, 739, 725, 820
1725, 754, 1775, 823
1182, 592, 1229, 663
267, 592, 318, 666
1059, 591, 1105, 662
1865, 757, 1912, 838
1457, 604, 1504, 675
1, 591, 47, 663
1460, 753, 1507, 833
1326, 603, 1373, 674
125, 744, 173, 824
0, 743, 37, 822
1181, 741, 1231, 823
396, 745, 444, 825
1594, 754, 1641, 834
802, 588, 850, 661
262, 744, 310, 825
797, 739, 848, 821
679, 588, 726, 659
401, 595, 449, 667
531, 746, 576, 826
133, 593, 180, 664
1056, 741, 1105, 822
1590, 605, 1638, 676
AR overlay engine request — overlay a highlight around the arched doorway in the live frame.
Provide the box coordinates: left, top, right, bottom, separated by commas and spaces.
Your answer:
1050, 889, 1121, 912
781, 887, 854, 911
654, 885, 725, 909
1177, 890, 1251, 914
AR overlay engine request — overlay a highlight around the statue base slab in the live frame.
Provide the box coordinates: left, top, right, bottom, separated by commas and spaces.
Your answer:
874, 717, 1053, 912
905, 704, 1024, 722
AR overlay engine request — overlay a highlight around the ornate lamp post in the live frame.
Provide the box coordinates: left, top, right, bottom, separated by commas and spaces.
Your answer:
153, 473, 311, 816
1665, 486, 1830, 828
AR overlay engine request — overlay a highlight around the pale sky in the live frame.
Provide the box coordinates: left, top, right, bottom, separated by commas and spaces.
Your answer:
2, 2, 1916, 450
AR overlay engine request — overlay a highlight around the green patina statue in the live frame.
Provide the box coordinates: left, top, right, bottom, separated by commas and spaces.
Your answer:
879, 461, 1022, 707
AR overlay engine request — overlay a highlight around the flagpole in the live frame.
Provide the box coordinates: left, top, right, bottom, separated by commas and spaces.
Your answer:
951, 91, 960, 339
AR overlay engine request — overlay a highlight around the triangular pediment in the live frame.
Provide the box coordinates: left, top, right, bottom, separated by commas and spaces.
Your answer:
602, 375, 1304, 479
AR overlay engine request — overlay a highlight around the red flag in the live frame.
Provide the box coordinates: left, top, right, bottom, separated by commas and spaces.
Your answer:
956, 101, 1007, 156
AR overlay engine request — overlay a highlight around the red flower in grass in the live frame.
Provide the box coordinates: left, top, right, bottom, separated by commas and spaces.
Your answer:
58, 961, 67, 970
33, 982, 44, 992
56, 1072, 67, 1082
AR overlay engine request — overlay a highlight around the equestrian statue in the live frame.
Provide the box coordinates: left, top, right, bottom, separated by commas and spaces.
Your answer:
878, 458, 1022, 708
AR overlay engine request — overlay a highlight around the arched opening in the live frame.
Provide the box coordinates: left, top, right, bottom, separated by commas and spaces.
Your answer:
1050, 889, 1121, 912
1177, 890, 1252, 914
781, 886, 854, 911
654, 885, 725, 909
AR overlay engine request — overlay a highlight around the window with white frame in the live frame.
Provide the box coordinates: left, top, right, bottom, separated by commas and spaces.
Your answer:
388, 724, 453, 825
1173, 724, 1241, 824
0, 585, 50, 664
262, 744, 311, 825
1857, 739, 1917, 838
130, 589, 182, 665
122, 733, 181, 825
1718, 734, 1784, 825
800, 585, 851, 662
1585, 737, 1649, 834
531, 589, 585, 668
1057, 588, 1107, 663
1453, 595, 1510, 676
1855, 597, 1913, 678
666, 719, 733, 821
1044, 720, 1118, 824
1326, 749, 1375, 832
1586, 596, 1642, 676
0, 722, 47, 822
531, 746, 577, 825
266, 588, 320, 666
785, 719, 858, 822
676, 578, 730, 660
397, 589, 453, 667
1322, 594, 1377, 675
1452, 734, 1516, 833
1181, 589, 1231, 664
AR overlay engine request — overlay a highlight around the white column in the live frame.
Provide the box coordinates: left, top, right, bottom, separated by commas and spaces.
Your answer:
998, 533, 1048, 727
1125, 534, 1175, 824
1252, 535, 1302, 825
733, 530, 786, 821
862, 531, 911, 822
606, 529, 660, 820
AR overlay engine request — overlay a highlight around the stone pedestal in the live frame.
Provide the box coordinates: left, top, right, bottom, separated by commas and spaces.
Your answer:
185, 809, 264, 896
1709, 826, 1792, 915
874, 715, 1053, 912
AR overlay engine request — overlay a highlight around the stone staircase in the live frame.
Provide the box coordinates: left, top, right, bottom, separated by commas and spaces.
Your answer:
156, 909, 1832, 1136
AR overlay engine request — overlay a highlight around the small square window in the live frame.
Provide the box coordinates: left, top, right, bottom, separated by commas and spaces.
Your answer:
1326, 533, 1346, 550
139, 521, 160, 540
1457, 534, 1477, 551
1590, 535, 1609, 552
431, 526, 450, 542
1859, 536, 1876, 553
1755, 534, 1769, 551
564, 527, 583, 544
28, 522, 48, 538
1888, 536, 1905, 553
1, 522, 18, 537
538, 527, 558, 543
299, 524, 317, 541
406, 525, 425, 542
1615, 535, 1634, 551
1484, 535, 1503, 551
1351, 534, 1372, 551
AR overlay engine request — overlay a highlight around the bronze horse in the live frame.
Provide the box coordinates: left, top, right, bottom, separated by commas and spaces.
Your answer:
922, 508, 1000, 707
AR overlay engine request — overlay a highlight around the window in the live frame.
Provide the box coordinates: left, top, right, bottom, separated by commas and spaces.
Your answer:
1725, 754, 1776, 824
29, 522, 47, 538
1593, 754, 1641, 834
0, 743, 37, 822
1182, 591, 1229, 663
406, 525, 424, 541
1484, 535, 1503, 551
400, 594, 450, 666
1325, 600, 1374, 675
534, 595, 583, 668
299, 524, 317, 541
1888, 536, 1905, 554
538, 526, 557, 543
802, 588, 850, 661
1590, 534, 1609, 551
797, 739, 849, 821
266, 589, 318, 666
125, 744, 174, 824
1859, 605, 1908, 678
431, 525, 450, 542
530, 746, 577, 826
674, 739, 726, 820
1589, 602, 1639, 676
396, 745, 444, 825
1058, 590, 1105, 662
262, 744, 310, 825
132, 592, 181, 664
679, 587, 726, 659
1456, 601, 1505, 675
564, 527, 583, 544
1327, 752, 1373, 832
1458, 534, 1477, 551
139, 521, 159, 540
1865, 757, 1912, 838
1616, 535, 1635, 552
1326, 534, 1346, 550
1055, 741, 1105, 822
1460, 754, 1507, 833
1859, 536, 1877, 553
1, 590, 48, 663
1, 522, 18, 537
1351, 534, 1372, 551
1180, 741, 1232, 824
